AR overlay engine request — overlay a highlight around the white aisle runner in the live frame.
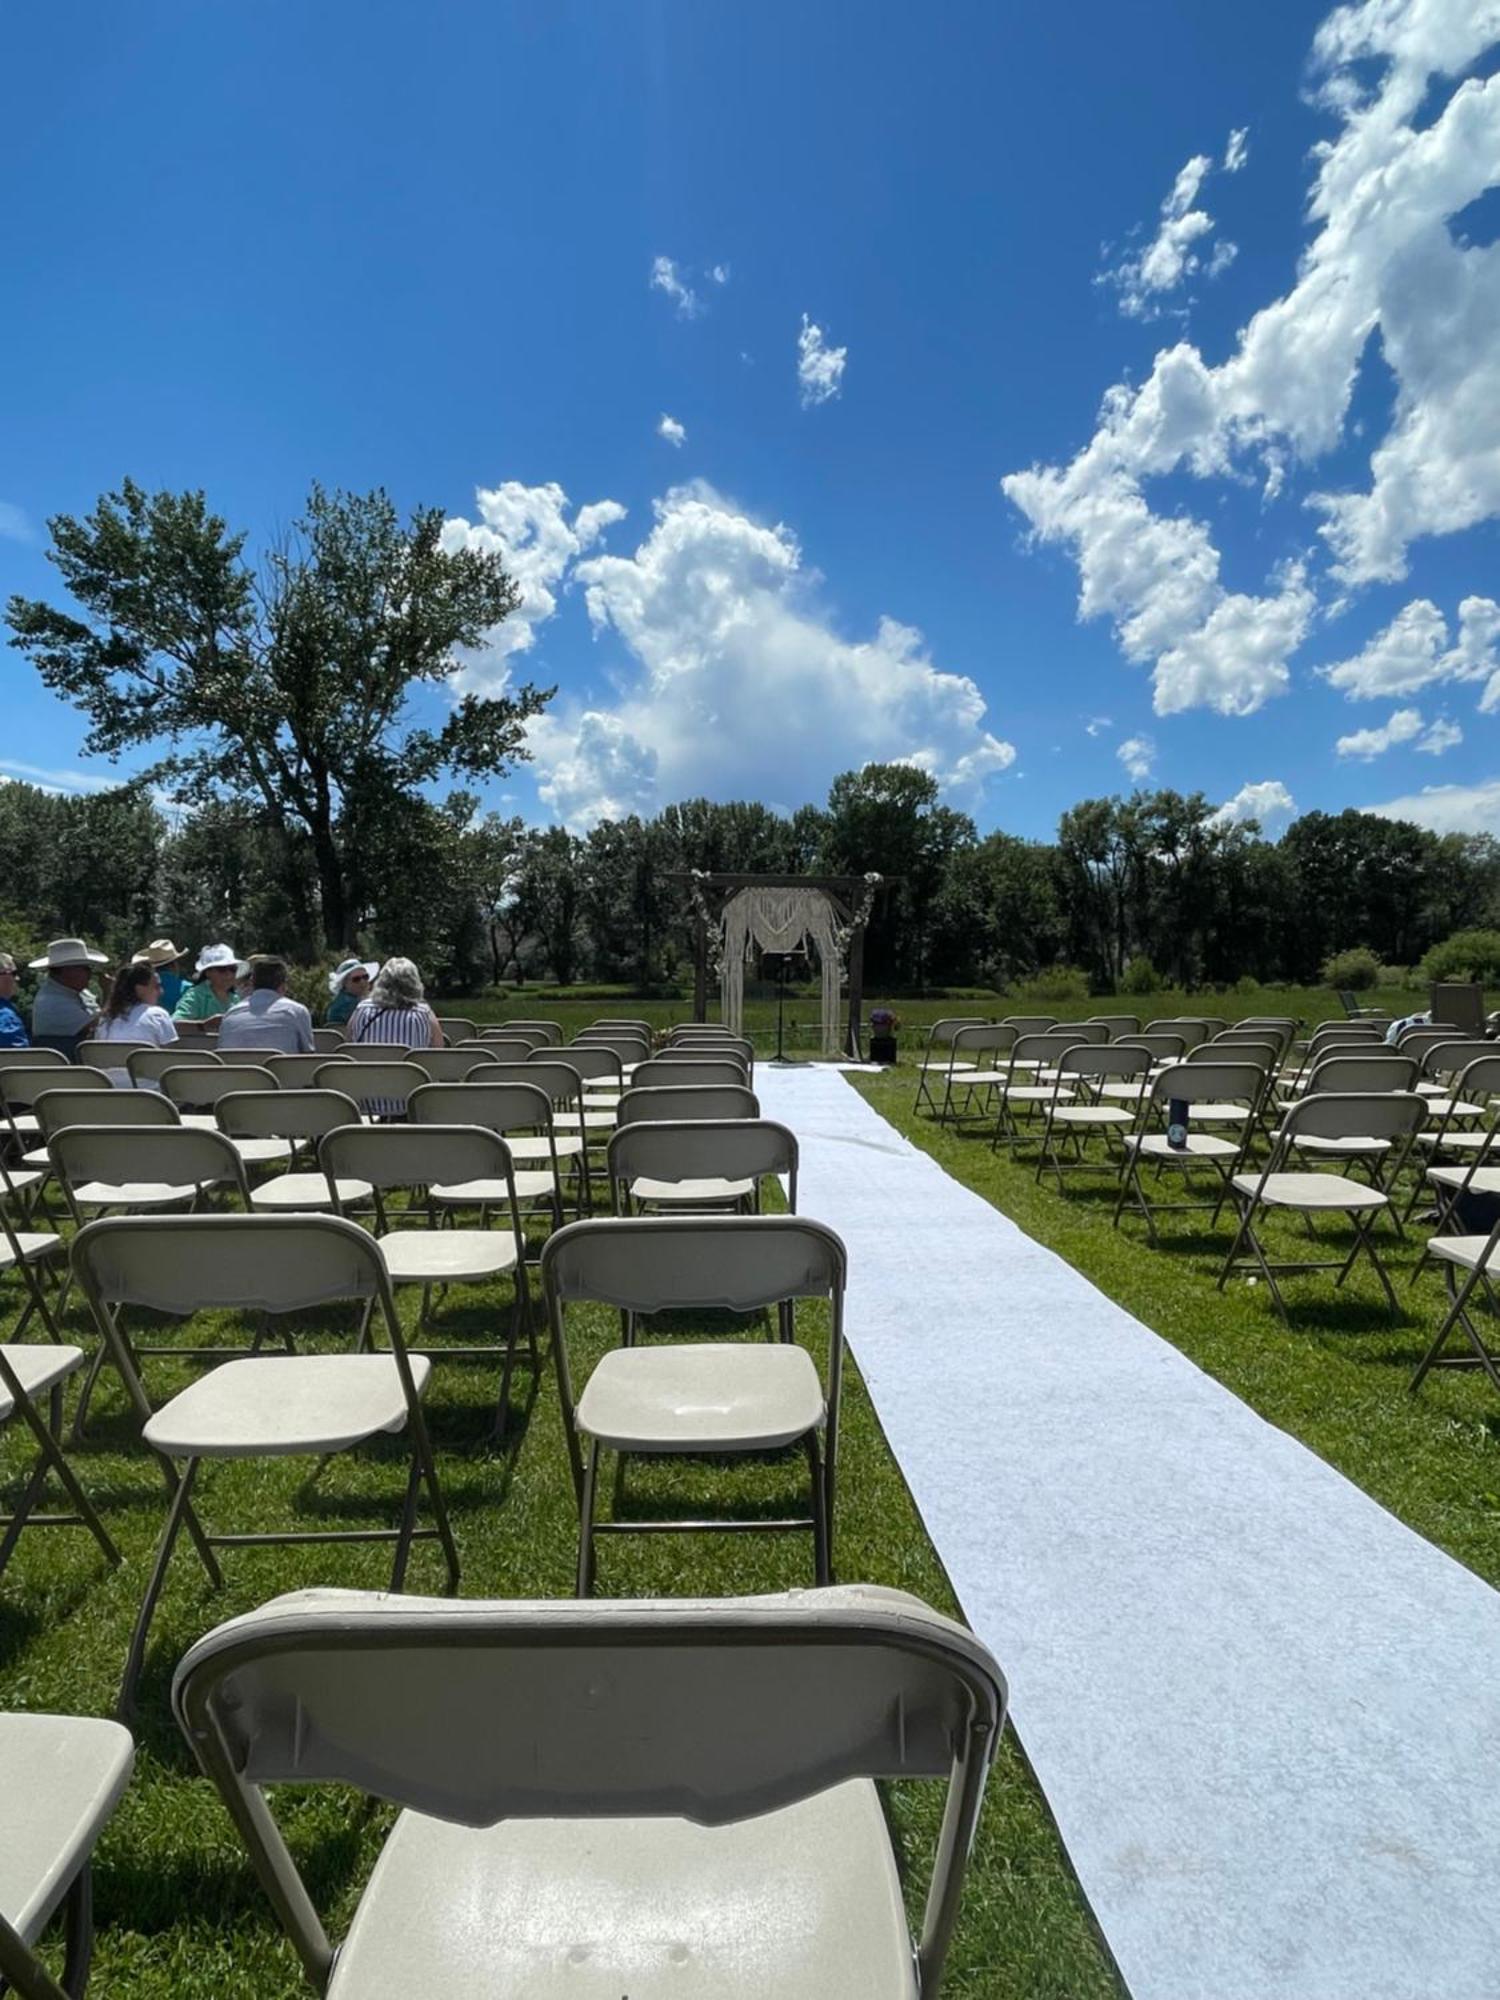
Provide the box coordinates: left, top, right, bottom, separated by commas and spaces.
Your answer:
756, 1064, 1500, 2000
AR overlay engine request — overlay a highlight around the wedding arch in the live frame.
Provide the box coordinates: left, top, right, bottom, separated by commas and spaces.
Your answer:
676, 871, 883, 1058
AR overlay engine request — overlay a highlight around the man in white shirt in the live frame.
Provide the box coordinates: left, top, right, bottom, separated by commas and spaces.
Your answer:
216, 957, 314, 1054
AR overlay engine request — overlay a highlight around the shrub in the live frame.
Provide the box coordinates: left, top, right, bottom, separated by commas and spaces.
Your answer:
1121, 956, 1160, 996
1376, 964, 1412, 989
1232, 973, 1260, 996
1419, 930, 1500, 987
1016, 963, 1091, 1003
286, 962, 331, 1018
1322, 946, 1381, 991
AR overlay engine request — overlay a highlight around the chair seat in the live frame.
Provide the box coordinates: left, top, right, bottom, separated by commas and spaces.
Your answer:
379, 1231, 520, 1284
0, 1230, 60, 1275
226, 1136, 295, 1166
430, 1172, 555, 1206
1427, 1234, 1500, 1272
1413, 1128, 1492, 1151
1230, 1171, 1387, 1211
1186, 1103, 1254, 1124
249, 1174, 374, 1212
1098, 1081, 1150, 1102
577, 1342, 824, 1453
0, 1342, 86, 1421
1125, 1133, 1241, 1162
1001, 1086, 1074, 1105
553, 1112, 617, 1132
0, 1712, 136, 1946
500, 1133, 586, 1164
1049, 1105, 1132, 1127
143, 1353, 430, 1459
9, 1113, 40, 1136
919, 1060, 979, 1076
1427, 1165, 1500, 1193
630, 1175, 755, 1206
70, 1179, 209, 1209
1423, 1099, 1483, 1121
326, 1778, 913, 2000
1284, 1134, 1391, 1158
19, 1145, 50, 1169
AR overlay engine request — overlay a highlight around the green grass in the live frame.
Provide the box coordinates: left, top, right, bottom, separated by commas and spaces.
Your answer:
1, 1194, 1124, 1997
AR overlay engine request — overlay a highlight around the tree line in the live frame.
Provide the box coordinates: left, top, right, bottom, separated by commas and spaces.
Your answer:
5, 478, 1498, 996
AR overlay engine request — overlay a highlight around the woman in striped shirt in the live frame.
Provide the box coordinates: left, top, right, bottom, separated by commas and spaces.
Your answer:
346, 957, 445, 1051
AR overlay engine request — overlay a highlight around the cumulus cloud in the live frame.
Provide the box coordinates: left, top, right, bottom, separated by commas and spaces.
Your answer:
1321, 595, 1500, 699
710, 263, 731, 285
649, 255, 701, 319
1223, 127, 1250, 173
1005, 0, 1500, 713
1085, 714, 1112, 736
1101, 152, 1227, 319
797, 315, 847, 407
657, 414, 686, 449
1212, 778, 1296, 830
1117, 734, 1156, 781
1418, 715, 1463, 753
519, 481, 1015, 825
1335, 706, 1427, 757
439, 482, 626, 694
1369, 778, 1500, 835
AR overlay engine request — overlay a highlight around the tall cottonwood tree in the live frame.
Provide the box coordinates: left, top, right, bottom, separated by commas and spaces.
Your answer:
6, 479, 545, 949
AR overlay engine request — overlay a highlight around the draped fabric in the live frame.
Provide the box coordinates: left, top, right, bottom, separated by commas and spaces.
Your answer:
720, 887, 843, 1053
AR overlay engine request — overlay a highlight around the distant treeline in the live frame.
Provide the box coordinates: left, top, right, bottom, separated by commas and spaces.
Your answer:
4, 759, 1496, 998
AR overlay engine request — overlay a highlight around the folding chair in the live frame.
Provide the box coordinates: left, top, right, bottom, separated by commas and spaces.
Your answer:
158, 1063, 284, 1161
616, 1083, 760, 1127
215, 1088, 371, 1213
998, 1014, 1056, 1035
1407, 1054, 1500, 1251
990, 1032, 1085, 1151
588, 1017, 652, 1034
264, 1052, 354, 1089
311, 1027, 345, 1053
1275, 1054, 1419, 1202
1114, 1060, 1264, 1244
30, 1090, 181, 1202
1217, 1093, 1426, 1317
47, 1126, 248, 1228
0, 1712, 133, 2000
931, 1025, 1015, 1129
406, 1048, 498, 1083
464, 1036, 538, 1063
212, 1048, 286, 1071
911, 1018, 990, 1119
1412, 1038, 1493, 1104
72, 1211, 460, 1710
315, 1060, 426, 1121
407, 1081, 570, 1228
3, 1070, 114, 1161
608, 1118, 798, 1215
432, 1017, 476, 1047
0, 1049, 69, 1077
1081, 1014, 1141, 1039
1411, 1212, 1500, 1394
572, 1032, 650, 1065
319, 1123, 534, 1427
1036, 1043, 1153, 1188
77, 1040, 154, 1076
560, 1045, 628, 1103
631, 1056, 748, 1091
544, 1215, 845, 1594
499, 1019, 563, 1045
1143, 1017, 1209, 1049
1397, 1025, 1464, 1064
126, 1046, 221, 1088
339, 1042, 420, 1062
174, 1581, 1004, 2000
422, 1070, 588, 1210
0, 1159, 69, 1344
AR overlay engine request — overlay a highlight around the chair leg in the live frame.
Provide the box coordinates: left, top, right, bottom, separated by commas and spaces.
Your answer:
408, 1408, 460, 1592
119, 1456, 205, 1715
0, 1360, 119, 1578
576, 1444, 599, 1598
61, 1862, 94, 1999
388, 1451, 424, 1593
806, 1433, 831, 1586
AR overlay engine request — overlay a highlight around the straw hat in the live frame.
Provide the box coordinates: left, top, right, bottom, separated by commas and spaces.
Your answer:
133, 938, 186, 968
29, 936, 108, 970
193, 942, 238, 978
328, 956, 379, 997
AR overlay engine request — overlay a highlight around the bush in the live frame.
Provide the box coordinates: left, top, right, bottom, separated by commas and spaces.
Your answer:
1322, 946, 1381, 991
1016, 963, 1091, 1003
1376, 964, 1412, 989
1121, 956, 1160, 996
1232, 974, 1260, 996
1419, 930, 1500, 987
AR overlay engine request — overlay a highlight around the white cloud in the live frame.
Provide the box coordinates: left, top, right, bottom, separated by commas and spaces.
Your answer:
1085, 714, 1113, 736
1100, 140, 1244, 319
439, 482, 626, 694
1223, 127, 1250, 173
1335, 706, 1426, 757
1321, 595, 1500, 698
797, 314, 847, 407
522, 481, 1015, 825
0, 757, 128, 794
710, 263, 730, 285
1117, 733, 1156, 781
0, 501, 34, 544
1369, 778, 1500, 835
1418, 714, 1463, 754
1005, 0, 1500, 712
649, 255, 701, 319
1212, 779, 1296, 830
657, 414, 686, 449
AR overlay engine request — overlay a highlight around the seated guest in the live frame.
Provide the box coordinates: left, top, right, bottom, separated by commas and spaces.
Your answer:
133, 938, 189, 1013
0, 953, 29, 1047
173, 942, 240, 1034
217, 957, 314, 1054
326, 957, 377, 1027
28, 936, 107, 1057
94, 959, 179, 1085
347, 956, 444, 1049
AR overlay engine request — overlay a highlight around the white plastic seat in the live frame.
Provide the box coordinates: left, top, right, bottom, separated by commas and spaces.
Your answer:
578, 1341, 824, 1453
429, 1170, 555, 1205
377, 1231, 518, 1284
143, 1352, 427, 1458
630, 1173, 755, 1205
1125, 1130, 1242, 1162
1229, 1169, 1388, 1209
250, 1172, 373, 1212
0, 1340, 86, 1418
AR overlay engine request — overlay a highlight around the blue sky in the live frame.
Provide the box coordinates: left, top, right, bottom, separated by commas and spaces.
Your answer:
3, 0, 1499, 841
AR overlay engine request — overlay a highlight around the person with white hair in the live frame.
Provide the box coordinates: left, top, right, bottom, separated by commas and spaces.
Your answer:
0, 951, 29, 1048
346, 957, 444, 1050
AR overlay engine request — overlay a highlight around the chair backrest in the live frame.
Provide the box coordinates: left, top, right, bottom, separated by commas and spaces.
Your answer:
160, 1064, 278, 1110
1081, 1015, 1141, 1039
1179, 1016, 1227, 1036
2, 1067, 115, 1115
1398, 1024, 1472, 1060
1417, 1038, 1495, 1082
315, 1061, 426, 1114
214, 1047, 287, 1070
217, 1087, 362, 1143
559, 1046, 625, 1088
407, 1048, 499, 1082
1149, 1060, 1267, 1110
1304, 1053, 1419, 1095
1214, 1024, 1292, 1054
128, 1045, 223, 1085
474, 1026, 549, 1050
1309, 1023, 1380, 1047
545, 1212, 841, 1314
571, 1033, 650, 1064
493, 1059, 582, 1109
340, 1040, 418, 1061
1187, 1038, 1276, 1072
172, 1581, 1004, 1996
500, 1020, 563, 1045
1453, 1055, 1500, 1106
1278, 1091, 1427, 1145
1061, 1020, 1110, 1044
1430, 981, 1486, 1035
1057, 1042, 1153, 1081
78, 1039, 156, 1071
408, 1080, 556, 1136
1143, 1018, 1208, 1047
48, 1124, 249, 1207
947, 1025, 1016, 1065
35, 1088, 179, 1138
998, 1015, 1055, 1035
433, 1017, 477, 1047
0, 1046, 69, 1073
616, 1084, 760, 1126
311, 1027, 345, 1052
589, 1018, 652, 1033
1240, 1017, 1298, 1032
921, 1016, 989, 1050
320, 1122, 518, 1202
265, 1053, 354, 1089
607, 1119, 798, 1211
630, 1057, 747, 1090
472, 1037, 541, 1063
1118, 1032, 1188, 1064
1011, 1031, 1088, 1067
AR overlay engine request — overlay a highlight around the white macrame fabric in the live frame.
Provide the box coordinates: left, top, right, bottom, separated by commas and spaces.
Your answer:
720, 887, 843, 1053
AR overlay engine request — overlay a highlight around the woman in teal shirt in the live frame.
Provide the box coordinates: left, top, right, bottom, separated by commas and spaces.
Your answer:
326, 958, 377, 1027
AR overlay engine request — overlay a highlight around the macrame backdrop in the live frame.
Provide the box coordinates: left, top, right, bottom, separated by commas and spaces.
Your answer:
720, 886, 844, 1052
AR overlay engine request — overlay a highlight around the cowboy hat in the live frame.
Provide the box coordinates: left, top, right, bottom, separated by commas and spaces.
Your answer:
29, 936, 108, 970
193, 942, 238, 977
133, 938, 187, 968
328, 957, 379, 997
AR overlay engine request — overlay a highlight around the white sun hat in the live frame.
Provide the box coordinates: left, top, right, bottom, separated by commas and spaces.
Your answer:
29, 936, 109, 970
194, 943, 239, 977
328, 957, 379, 997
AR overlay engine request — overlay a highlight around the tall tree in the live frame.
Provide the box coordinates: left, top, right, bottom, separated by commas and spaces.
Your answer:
6, 480, 545, 948
823, 763, 976, 986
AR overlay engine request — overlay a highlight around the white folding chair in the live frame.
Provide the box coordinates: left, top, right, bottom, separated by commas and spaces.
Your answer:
173, 1583, 1004, 2000
911, 1016, 989, 1119
615, 1083, 760, 1127
1113, 1060, 1264, 1244
432, 1017, 476, 1047
314, 1059, 426, 1121
47, 1126, 248, 1229
0, 1712, 134, 2000
544, 1215, 844, 1595
407, 1080, 569, 1227
1036, 1043, 1153, 1189
126, 1046, 222, 1089
215, 1088, 372, 1214
607, 1117, 798, 1214
72, 1212, 460, 1710
989, 1032, 1084, 1151
630, 1056, 748, 1091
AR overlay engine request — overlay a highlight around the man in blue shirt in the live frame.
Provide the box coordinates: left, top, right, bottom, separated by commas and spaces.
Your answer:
0, 953, 29, 1047
215, 957, 314, 1054
28, 936, 107, 1057
135, 938, 188, 1013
